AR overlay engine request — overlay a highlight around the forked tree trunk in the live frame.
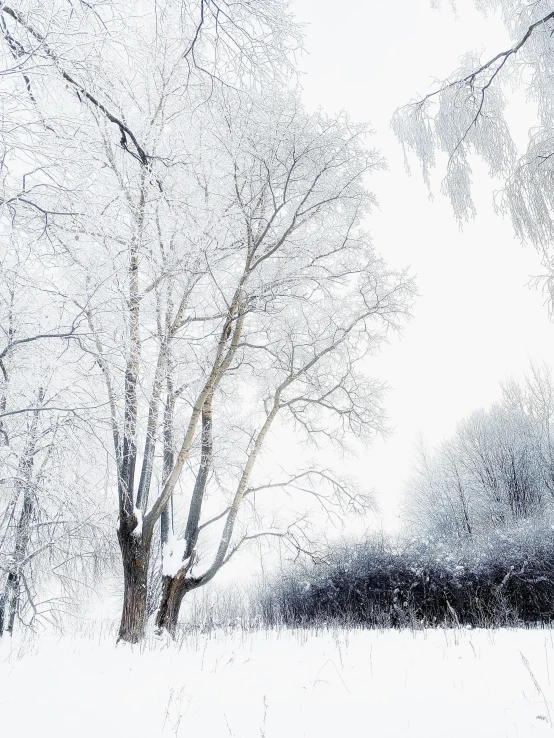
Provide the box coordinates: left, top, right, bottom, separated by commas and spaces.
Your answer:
155, 573, 197, 636
117, 522, 151, 643
155, 378, 198, 637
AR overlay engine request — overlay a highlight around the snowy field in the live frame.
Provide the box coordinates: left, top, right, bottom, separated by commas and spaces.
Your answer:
1, 626, 554, 737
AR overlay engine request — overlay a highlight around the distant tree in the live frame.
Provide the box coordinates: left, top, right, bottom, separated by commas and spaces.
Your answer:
408, 440, 476, 539
405, 367, 554, 539
502, 362, 554, 500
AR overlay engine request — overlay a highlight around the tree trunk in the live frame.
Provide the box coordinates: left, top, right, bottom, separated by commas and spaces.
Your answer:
0, 572, 17, 635
5, 572, 19, 633
0, 484, 34, 637
117, 522, 150, 643
155, 573, 196, 636
0, 396, 41, 637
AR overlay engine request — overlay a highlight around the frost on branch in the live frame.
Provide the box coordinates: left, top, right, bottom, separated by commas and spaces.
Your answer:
392, 55, 514, 223
394, 1, 554, 248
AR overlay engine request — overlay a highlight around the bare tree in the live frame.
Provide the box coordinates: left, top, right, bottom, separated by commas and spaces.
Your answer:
407, 440, 476, 539
0, 2, 414, 643
149, 89, 415, 634
0, 0, 304, 642
0, 245, 110, 635
405, 371, 552, 540
502, 362, 554, 500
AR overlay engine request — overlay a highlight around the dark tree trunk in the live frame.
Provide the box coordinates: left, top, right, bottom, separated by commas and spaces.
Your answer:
155, 574, 196, 636
0, 580, 8, 635
0, 484, 34, 637
0, 399, 40, 637
184, 395, 213, 558
6, 572, 18, 633
0, 572, 17, 635
117, 522, 150, 643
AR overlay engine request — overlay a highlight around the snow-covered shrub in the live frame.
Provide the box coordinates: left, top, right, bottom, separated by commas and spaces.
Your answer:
259, 522, 554, 628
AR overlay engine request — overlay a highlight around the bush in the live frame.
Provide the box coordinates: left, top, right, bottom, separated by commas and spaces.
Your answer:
258, 523, 554, 628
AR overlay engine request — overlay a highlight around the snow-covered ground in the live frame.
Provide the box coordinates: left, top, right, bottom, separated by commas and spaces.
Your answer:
1, 626, 553, 737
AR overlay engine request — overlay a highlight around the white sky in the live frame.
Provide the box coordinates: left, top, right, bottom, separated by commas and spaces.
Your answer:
291, 0, 554, 531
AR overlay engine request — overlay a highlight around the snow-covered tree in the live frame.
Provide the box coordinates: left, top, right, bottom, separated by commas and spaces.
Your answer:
405, 367, 554, 539
0, 243, 110, 635
149, 89, 414, 634
0, 0, 305, 642
0, 1, 414, 642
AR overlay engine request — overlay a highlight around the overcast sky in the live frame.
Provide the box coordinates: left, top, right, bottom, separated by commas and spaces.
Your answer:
290, 0, 554, 531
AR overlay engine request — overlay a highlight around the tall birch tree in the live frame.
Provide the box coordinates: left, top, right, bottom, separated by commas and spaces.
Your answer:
152, 89, 415, 634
